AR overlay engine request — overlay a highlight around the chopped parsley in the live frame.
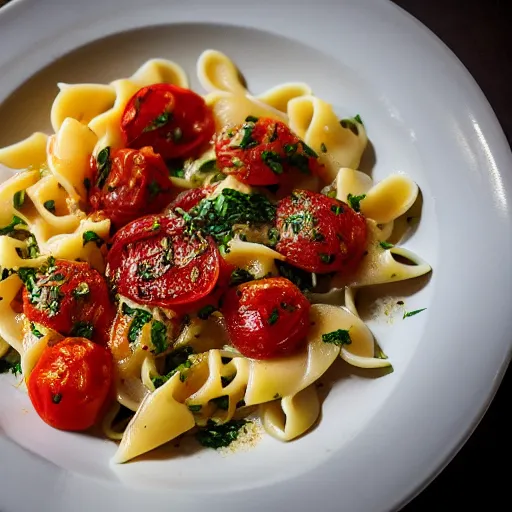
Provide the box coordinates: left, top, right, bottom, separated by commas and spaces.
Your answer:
43, 200, 56, 213
331, 204, 344, 215
150, 321, 168, 354
0, 350, 22, 377
273, 393, 281, 400
152, 359, 192, 388
340, 118, 359, 136
169, 167, 185, 178
403, 308, 427, 319
82, 231, 104, 247
347, 193, 366, 213
151, 346, 194, 389
147, 180, 161, 198
70, 321, 94, 339
322, 329, 352, 346
188, 404, 202, 413
275, 260, 312, 292
320, 143, 327, 153
30, 323, 44, 338
210, 395, 229, 410
229, 268, 255, 286
122, 303, 153, 343
320, 253, 335, 264
143, 111, 173, 133
237, 122, 257, 149
354, 114, 363, 125
284, 211, 316, 235
284, 143, 312, 174
379, 241, 394, 250
95, 147, 111, 189
195, 419, 248, 449
0, 215, 27, 236
52, 393, 62, 404
137, 262, 154, 281
197, 304, 217, 320
73, 282, 90, 298
13, 190, 25, 209
179, 188, 276, 252
245, 115, 259, 123
300, 141, 318, 158
261, 151, 283, 175
268, 307, 279, 325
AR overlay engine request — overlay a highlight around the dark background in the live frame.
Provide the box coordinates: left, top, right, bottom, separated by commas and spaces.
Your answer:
391, 1, 511, 510
0, 0, 510, 510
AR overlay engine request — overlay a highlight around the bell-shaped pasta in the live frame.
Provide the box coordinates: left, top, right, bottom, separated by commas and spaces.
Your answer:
88, 79, 140, 150
20, 332, 52, 378
43, 218, 110, 272
204, 90, 287, 131
0, 132, 48, 170
47, 118, 98, 202
197, 49, 247, 95
26, 175, 84, 235
288, 96, 367, 182
260, 384, 320, 441
223, 239, 285, 279
130, 58, 188, 89
359, 174, 419, 224
0, 236, 48, 270
0, 275, 25, 353
113, 372, 196, 463
257, 83, 313, 113
244, 304, 341, 405
336, 167, 373, 203
51, 83, 116, 133
0, 169, 40, 227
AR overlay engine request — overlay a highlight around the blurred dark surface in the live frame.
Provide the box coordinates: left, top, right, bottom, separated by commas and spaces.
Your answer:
0, 0, 510, 511
393, 2, 511, 510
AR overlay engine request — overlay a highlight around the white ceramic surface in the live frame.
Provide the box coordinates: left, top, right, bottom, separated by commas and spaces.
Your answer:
0, 0, 511, 511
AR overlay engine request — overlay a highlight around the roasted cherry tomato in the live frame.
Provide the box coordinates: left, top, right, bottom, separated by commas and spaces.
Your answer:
168, 185, 214, 212
120, 83, 215, 160
22, 259, 115, 345
215, 117, 324, 186
88, 146, 174, 229
106, 213, 222, 308
27, 337, 113, 431
275, 189, 368, 274
221, 277, 310, 359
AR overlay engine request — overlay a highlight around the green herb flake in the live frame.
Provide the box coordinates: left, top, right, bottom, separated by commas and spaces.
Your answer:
0, 350, 22, 377
354, 114, 363, 125
30, 323, 44, 338
43, 200, 56, 213
403, 308, 427, 320
261, 151, 283, 175
143, 111, 173, 133
300, 141, 318, 158
320, 143, 327, 153
82, 231, 104, 247
198, 304, 217, 320
70, 321, 94, 339
238, 123, 257, 150
150, 321, 168, 354
331, 204, 344, 215
122, 302, 153, 343
229, 268, 255, 286
95, 147, 112, 189
148, 180, 162, 198
273, 393, 281, 400
340, 118, 359, 136
211, 395, 229, 411
245, 115, 259, 123
347, 193, 366, 213
195, 419, 248, 450
188, 404, 202, 413
170, 167, 185, 178
320, 253, 335, 264
13, 190, 25, 209
322, 329, 352, 346
379, 241, 394, 250
52, 393, 62, 404
268, 307, 279, 326
0, 215, 27, 236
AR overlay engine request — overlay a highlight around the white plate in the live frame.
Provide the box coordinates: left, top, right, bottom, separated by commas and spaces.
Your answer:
0, 0, 511, 511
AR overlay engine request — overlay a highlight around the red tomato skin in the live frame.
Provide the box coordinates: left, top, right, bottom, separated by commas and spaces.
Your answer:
27, 337, 113, 431
215, 118, 324, 186
120, 84, 215, 160
221, 277, 311, 360
22, 260, 115, 345
275, 189, 368, 274
88, 146, 174, 229
168, 185, 214, 212
106, 213, 221, 308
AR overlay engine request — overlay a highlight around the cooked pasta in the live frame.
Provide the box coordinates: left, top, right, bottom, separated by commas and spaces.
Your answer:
0, 49, 431, 463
